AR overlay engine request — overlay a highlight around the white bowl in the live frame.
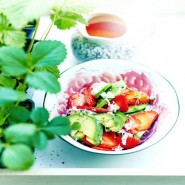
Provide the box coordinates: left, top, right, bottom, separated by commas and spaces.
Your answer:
44, 59, 179, 154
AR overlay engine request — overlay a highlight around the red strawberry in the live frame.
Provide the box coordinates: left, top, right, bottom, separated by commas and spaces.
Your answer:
126, 111, 158, 133
67, 93, 86, 108
122, 88, 150, 105
112, 94, 129, 112
117, 136, 141, 149
98, 132, 118, 149
77, 106, 109, 113
83, 87, 96, 107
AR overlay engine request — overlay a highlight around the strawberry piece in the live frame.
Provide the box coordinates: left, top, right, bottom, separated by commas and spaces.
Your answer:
122, 88, 150, 105
77, 106, 109, 113
98, 132, 119, 149
117, 136, 141, 149
126, 111, 158, 133
83, 87, 96, 107
67, 93, 86, 108
112, 94, 129, 112
83, 136, 94, 147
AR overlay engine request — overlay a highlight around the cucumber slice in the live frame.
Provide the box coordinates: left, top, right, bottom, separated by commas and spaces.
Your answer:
95, 84, 112, 98
126, 104, 148, 114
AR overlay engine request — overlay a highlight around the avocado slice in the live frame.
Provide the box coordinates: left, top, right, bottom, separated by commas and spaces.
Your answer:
68, 113, 103, 145
110, 112, 127, 132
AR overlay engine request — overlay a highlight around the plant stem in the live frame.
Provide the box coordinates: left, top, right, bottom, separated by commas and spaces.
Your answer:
42, 8, 59, 40
43, 22, 53, 40
27, 19, 40, 53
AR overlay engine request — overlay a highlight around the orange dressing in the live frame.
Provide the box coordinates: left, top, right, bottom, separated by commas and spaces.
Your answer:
86, 22, 126, 38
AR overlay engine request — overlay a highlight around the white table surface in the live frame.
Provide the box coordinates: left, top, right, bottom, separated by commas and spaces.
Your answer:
28, 13, 185, 175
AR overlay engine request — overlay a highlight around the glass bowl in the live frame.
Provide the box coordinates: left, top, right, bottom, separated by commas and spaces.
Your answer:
44, 59, 180, 154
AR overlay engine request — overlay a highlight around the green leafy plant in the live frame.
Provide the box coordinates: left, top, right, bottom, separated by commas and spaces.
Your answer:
0, 0, 92, 170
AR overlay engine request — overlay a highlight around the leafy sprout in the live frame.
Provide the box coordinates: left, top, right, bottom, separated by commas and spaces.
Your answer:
0, 0, 93, 170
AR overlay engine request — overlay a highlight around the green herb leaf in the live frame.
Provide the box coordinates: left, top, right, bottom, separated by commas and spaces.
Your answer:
44, 116, 71, 135
5, 123, 36, 144
26, 71, 61, 93
0, 75, 16, 88
0, 0, 52, 29
36, 66, 60, 78
0, 14, 26, 48
0, 141, 3, 153
2, 144, 34, 170
0, 87, 27, 107
0, 47, 27, 76
43, 130, 55, 140
32, 40, 67, 67
71, 122, 81, 130
0, 107, 9, 125
30, 108, 49, 126
60, 0, 93, 14
51, 11, 87, 30
33, 131, 48, 150
8, 106, 30, 124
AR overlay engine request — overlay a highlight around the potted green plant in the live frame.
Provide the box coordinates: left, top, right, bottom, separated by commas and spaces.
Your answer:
0, 0, 92, 170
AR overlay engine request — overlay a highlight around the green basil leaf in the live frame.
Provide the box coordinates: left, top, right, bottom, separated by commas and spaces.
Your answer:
30, 107, 49, 126
26, 71, 61, 93
0, 75, 16, 88
8, 106, 30, 124
33, 131, 48, 150
44, 116, 71, 135
0, 47, 27, 76
71, 122, 81, 130
51, 11, 87, 30
0, 87, 27, 107
5, 123, 36, 144
32, 40, 67, 67
2, 144, 34, 170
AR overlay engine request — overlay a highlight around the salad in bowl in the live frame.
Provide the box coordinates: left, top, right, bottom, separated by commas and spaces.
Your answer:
44, 59, 179, 154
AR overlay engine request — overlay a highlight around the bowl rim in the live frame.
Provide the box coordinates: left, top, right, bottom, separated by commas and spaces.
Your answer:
43, 59, 180, 155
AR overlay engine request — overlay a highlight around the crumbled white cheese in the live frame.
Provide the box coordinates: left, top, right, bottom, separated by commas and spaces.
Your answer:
114, 145, 123, 151
121, 133, 133, 145
67, 106, 79, 114
100, 91, 115, 99
124, 117, 136, 131
91, 82, 108, 95
108, 103, 120, 112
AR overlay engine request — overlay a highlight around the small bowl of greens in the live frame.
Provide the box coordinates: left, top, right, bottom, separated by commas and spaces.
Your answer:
44, 59, 179, 154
